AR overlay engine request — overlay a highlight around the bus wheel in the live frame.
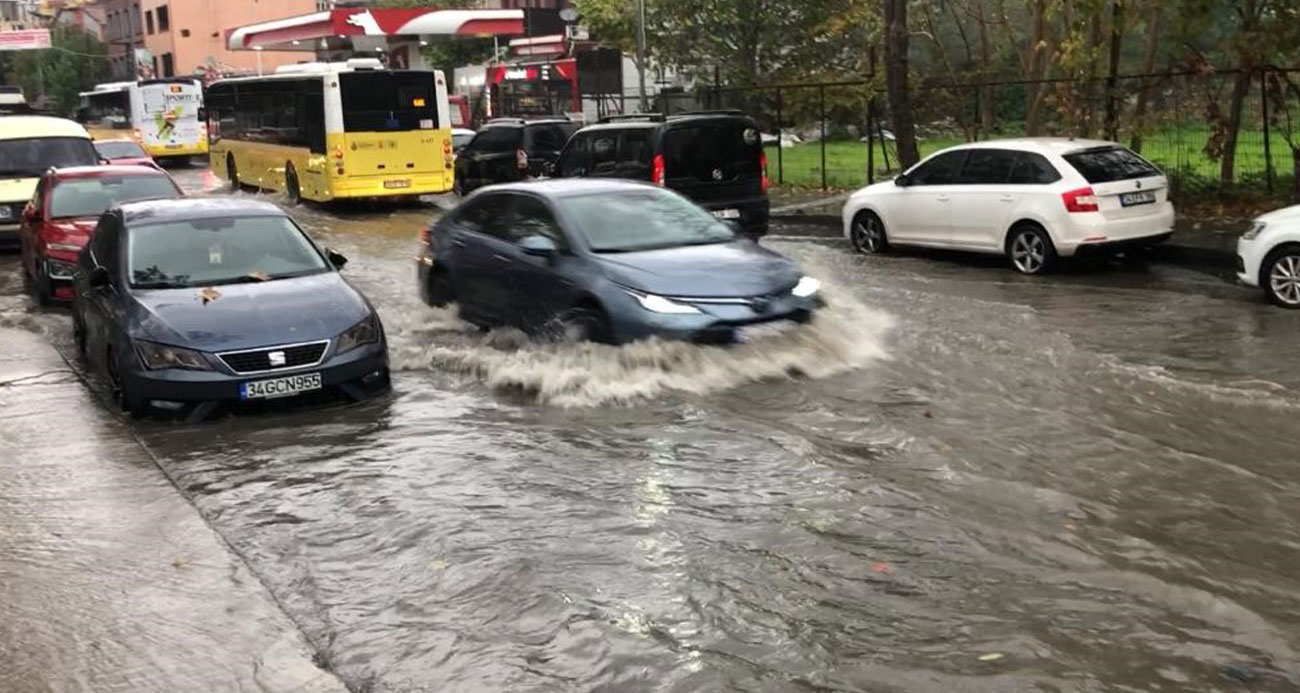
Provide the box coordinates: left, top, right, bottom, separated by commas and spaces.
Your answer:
285, 163, 301, 205
227, 155, 240, 193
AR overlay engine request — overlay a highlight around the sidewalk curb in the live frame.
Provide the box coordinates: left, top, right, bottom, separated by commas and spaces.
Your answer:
771, 212, 1238, 273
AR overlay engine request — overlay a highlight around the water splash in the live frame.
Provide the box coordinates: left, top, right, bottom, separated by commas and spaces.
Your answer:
389, 281, 892, 407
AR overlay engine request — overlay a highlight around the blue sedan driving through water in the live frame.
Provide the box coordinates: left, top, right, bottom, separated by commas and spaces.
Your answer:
417, 180, 823, 344
73, 198, 390, 419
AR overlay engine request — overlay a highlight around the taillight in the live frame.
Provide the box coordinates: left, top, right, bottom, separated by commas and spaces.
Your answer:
516, 149, 528, 170
419, 225, 431, 246
1062, 187, 1099, 213
442, 139, 452, 155
652, 154, 665, 186
760, 152, 771, 191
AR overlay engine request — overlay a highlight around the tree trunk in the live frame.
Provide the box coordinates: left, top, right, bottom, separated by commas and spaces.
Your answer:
977, 1, 995, 137
1024, 0, 1049, 135
1129, 4, 1163, 153
884, 0, 920, 168
1221, 67, 1252, 184
1292, 147, 1300, 203
1103, 0, 1124, 142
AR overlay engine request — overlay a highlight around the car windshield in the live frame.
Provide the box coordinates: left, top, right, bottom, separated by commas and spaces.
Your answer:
564, 189, 737, 253
127, 215, 330, 289
95, 140, 147, 159
0, 137, 98, 178
50, 175, 179, 218
465, 127, 521, 153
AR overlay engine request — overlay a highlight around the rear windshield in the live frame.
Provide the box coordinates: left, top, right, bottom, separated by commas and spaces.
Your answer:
50, 175, 179, 218
1063, 147, 1161, 183
95, 140, 148, 159
0, 137, 98, 178
465, 127, 522, 153
662, 121, 760, 184
339, 71, 438, 132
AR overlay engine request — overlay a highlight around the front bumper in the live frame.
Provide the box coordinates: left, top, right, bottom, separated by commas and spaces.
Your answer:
608, 291, 820, 344
1237, 235, 1264, 287
125, 341, 390, 406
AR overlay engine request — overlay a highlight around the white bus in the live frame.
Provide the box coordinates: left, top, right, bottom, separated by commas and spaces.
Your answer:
78, 78, 207, 161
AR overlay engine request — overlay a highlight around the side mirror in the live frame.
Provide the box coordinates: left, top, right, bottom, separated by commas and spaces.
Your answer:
327, 249, 348, 269
99, 158, 111, 166
88, 266, 110, 288
540, 161, 556, 177
894, 174, 910, 187
518, 234, 558, 257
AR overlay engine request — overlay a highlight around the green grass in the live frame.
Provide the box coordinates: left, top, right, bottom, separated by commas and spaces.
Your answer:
766, 128, 1296, 191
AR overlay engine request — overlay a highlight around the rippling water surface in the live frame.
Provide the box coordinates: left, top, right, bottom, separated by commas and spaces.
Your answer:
7, 168, 1300, 691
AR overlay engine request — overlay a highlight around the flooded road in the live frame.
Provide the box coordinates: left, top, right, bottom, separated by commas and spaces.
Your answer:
4, 165, 1300, 691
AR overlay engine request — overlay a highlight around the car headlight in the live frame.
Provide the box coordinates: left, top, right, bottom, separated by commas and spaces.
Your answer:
337, 315, 380, 354
629, 291, 701, 315
0, 205, 13, 221
791, 276, 822, 298
45, 258, 77, 281
1242, 221, 1266, 241
134, 340, 211, 371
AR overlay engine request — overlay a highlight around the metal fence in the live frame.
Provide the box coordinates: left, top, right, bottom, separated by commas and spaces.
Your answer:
661, 70, 1300, 202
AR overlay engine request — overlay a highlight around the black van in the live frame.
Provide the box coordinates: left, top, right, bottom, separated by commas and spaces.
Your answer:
454, 117, 577, 195
551, 111, 770, 236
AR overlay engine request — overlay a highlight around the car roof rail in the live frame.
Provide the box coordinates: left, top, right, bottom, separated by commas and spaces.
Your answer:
598, 113, 667, 124
485, 117, 528, 125
670, 109, 747, 118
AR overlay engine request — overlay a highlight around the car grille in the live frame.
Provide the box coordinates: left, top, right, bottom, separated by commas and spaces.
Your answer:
218, 340, 329, 375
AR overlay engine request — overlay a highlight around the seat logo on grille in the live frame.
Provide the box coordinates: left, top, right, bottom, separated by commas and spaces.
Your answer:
268, 351, 287, 367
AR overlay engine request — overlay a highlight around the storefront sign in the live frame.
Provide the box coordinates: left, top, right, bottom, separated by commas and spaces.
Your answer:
0, 30, 51, 51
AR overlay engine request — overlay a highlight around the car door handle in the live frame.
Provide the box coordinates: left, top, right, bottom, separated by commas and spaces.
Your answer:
492, 253, 513, 264
451, 237, 467, 248
999, 195, 1017, 203
936, 194, 950, 202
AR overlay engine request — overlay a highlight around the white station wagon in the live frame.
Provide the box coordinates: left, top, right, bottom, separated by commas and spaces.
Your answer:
841, 139, 1176, 274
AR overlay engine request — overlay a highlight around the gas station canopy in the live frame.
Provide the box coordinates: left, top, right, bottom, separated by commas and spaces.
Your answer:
227, 7, 526, 53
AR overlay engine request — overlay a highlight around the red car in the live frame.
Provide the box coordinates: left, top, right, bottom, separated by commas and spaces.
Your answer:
93, 138, 158, 168
20, 165, 183, 303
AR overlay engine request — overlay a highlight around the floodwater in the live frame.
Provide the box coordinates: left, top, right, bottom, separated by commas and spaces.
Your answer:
4, 165, 1300, 692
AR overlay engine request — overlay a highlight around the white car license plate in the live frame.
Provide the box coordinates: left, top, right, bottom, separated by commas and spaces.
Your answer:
384, 179, 412, 189
240, 373, 322, 400
1120, 190, 1156, 207
712, 208, 741, 220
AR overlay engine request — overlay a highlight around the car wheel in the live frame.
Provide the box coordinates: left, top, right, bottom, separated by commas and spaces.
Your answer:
227, 154, 240, 193
32, 257, 51, 307
72, 308, 87, 357
106, 346, 147, 418
1263, 248, 1300, 309
850, 211, 889, 255
422, 268, 456, 308
558, 305, 613, 344
285, 163, 301, 205
1007, 224, 1056, 275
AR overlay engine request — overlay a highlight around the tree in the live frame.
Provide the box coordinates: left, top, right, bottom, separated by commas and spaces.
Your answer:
7, 26, 107, 116
883, 0, 919, 168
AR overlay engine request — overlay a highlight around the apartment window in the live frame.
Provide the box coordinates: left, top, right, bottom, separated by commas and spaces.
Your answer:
131, 4, 140, 34
145, 9, 153, 34
157, 5, 168, 32
160, 53, 174, 78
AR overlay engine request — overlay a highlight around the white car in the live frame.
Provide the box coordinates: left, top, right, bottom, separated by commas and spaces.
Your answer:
1237, 205, 1300, 308
841, 138, 1176, 274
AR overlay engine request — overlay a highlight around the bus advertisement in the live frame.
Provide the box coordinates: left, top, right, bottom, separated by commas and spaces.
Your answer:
205, 59, 455, 203
79, 79, 208, 160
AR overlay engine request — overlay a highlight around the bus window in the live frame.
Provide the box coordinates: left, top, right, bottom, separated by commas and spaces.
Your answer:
339, 72, 438, 132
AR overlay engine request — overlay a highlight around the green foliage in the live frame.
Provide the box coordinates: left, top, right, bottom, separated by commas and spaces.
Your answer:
6, 26, 107, 117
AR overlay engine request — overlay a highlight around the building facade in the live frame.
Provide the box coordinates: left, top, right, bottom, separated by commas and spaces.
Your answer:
132, 0, 315, 80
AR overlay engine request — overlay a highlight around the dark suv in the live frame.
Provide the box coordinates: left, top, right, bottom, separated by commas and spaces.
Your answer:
454, 118, 577, 195
551, 111, 770, 236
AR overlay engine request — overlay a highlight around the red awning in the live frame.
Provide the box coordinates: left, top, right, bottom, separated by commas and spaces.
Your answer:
228, 8, 525, 52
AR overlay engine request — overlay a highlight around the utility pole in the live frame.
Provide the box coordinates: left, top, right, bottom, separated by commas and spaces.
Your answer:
635, 0, 647, 112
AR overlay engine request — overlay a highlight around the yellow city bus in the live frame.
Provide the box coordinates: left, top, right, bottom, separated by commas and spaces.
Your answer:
205, 59, 455, 202
78, 78, 208, 161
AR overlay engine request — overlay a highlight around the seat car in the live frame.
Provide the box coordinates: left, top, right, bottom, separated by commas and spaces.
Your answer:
20, 164, 182, 303
551, 111, 771, 237
841, 139, 1175, 274
73, 198, 389, 418
1237, 204, 1300, 308
416, 180, 821, 345
453, 118, 576, 195
93, 138, 158, 168
0, 116, 100, 250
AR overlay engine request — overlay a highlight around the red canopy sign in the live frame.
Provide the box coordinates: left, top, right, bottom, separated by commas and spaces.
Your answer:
0, 30, 52, 51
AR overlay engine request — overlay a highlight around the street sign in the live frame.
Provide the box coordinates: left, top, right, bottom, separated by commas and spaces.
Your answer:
0, 30, 51, 51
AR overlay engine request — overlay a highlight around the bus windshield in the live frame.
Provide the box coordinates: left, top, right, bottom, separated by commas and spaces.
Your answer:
339, 71, 438, 132
0, 137, 98, 178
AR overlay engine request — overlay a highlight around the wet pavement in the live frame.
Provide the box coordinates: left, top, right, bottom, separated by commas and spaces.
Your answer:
3, 164, 1300, 692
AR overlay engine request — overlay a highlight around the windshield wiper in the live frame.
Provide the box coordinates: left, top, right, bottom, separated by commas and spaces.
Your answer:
133, 281, 190, 289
